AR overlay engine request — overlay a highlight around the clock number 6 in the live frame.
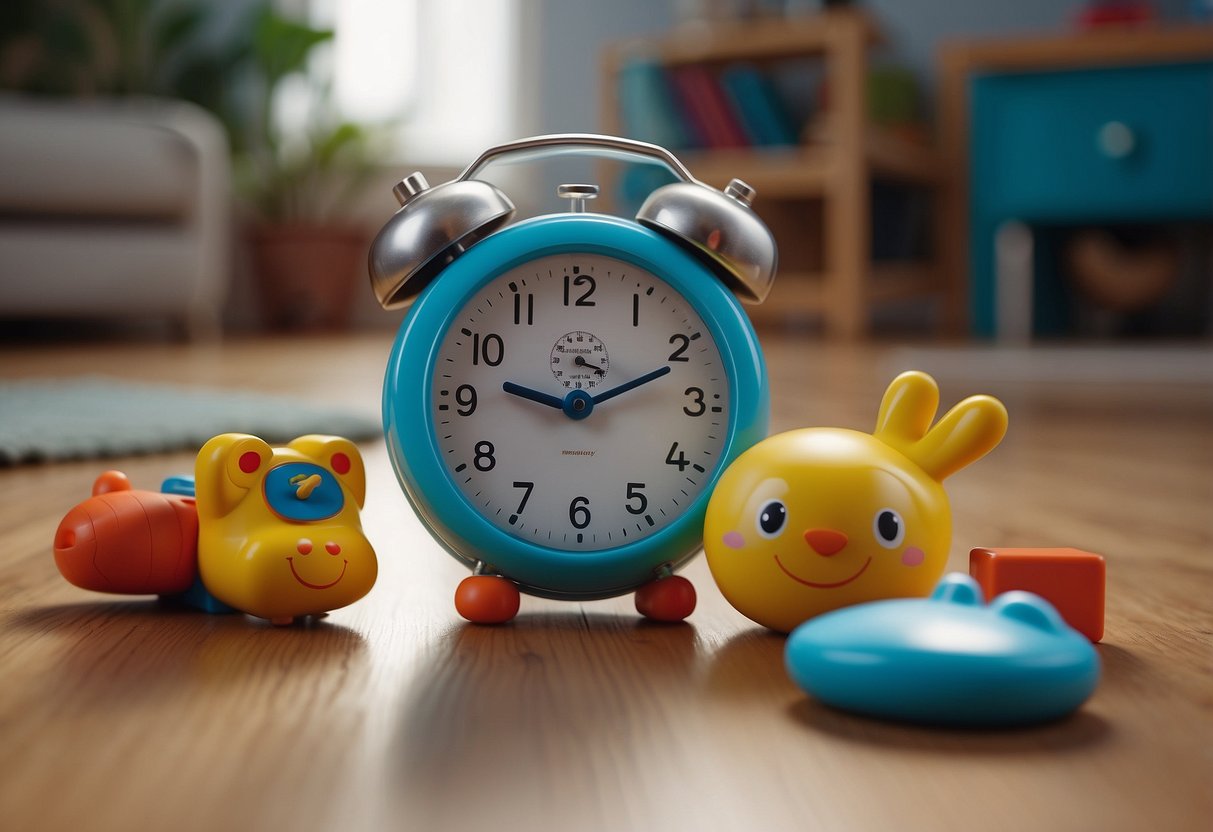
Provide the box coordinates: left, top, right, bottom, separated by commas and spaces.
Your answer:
569, 496, 591, 529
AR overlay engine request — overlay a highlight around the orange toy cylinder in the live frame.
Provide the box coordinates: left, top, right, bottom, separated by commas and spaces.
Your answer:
54, 490, 199, 595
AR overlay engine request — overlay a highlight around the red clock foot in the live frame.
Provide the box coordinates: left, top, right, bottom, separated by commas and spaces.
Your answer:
635, 575, 696, 622
455, 575, 521, 624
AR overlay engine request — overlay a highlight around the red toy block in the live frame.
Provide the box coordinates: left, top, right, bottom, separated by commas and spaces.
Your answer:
969, 547, 1106, 642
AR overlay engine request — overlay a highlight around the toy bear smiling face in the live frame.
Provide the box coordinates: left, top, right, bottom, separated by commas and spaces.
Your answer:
704, 372, 1007, 633
195, 434, 378, 623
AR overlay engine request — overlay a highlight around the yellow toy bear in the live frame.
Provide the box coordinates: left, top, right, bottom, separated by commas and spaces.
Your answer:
704, 371, 1007, 633
195, 434, 378, 625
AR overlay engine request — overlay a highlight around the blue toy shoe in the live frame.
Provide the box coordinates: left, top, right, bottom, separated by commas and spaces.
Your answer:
785, 573, 1100, 726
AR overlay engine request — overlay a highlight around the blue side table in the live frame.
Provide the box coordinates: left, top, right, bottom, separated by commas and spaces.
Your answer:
940, 29, 1213, 337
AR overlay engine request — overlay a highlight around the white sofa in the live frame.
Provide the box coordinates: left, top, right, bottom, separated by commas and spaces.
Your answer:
0, 95, 231, 338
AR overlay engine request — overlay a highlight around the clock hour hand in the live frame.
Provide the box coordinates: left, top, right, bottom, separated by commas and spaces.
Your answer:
574, 355, 606, 375
502, 381, 564, 410
591, 366, 671, 406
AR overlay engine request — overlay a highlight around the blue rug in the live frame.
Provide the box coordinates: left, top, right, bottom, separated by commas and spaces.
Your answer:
0, 376, 382, 465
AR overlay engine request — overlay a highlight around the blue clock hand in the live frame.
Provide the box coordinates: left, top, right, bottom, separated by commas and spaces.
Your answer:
592, 366, 672, 405
502, 381, 564, 410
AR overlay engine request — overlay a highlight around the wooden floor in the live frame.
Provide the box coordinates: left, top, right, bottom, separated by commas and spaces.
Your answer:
1, 333, 1210, 832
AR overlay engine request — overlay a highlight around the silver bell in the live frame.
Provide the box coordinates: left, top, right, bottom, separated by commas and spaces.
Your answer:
369, 172, 515, 310
637, 178, 777, 304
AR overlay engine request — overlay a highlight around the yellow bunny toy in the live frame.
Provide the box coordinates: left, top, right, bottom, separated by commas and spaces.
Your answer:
704, 371, 1008, 633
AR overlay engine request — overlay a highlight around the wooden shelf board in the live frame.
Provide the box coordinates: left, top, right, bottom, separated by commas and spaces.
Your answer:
867, 263, 943, 302
865, 131, 944, 184
680, 148, 833, 197
746, 271, 829, 324
631, 9, 881, 66
939, 24, 1213, 74
680, 128, 944, 198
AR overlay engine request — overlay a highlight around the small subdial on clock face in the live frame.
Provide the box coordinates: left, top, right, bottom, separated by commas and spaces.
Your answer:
551, 331, 609, 390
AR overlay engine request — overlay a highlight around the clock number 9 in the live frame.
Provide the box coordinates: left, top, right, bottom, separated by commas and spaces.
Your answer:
455, 384, 477, 416
569, 495, 591, 529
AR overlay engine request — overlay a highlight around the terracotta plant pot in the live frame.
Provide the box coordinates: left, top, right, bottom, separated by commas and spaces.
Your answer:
249, 224, 368, 331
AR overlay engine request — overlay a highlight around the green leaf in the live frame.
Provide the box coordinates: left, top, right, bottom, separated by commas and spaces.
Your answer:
313, 121, 366, 169
252, 6, 333, 90
150, 2, 207, 61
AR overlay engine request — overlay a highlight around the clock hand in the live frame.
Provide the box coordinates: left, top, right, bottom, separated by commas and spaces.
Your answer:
574, 355, 606, 375
502, 381, 564, 410
591, 366, 671, 405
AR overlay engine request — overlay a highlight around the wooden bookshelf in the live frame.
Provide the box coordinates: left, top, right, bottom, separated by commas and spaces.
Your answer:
602, 8, 952, 337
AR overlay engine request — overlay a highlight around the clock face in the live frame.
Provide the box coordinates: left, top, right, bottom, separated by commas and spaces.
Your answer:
429, 252, 730, 553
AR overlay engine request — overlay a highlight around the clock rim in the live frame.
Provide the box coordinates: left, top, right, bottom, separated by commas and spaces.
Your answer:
383, 213, 769, 600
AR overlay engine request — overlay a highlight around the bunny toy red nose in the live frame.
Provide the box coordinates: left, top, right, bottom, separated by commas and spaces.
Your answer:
804, 528, 848, 556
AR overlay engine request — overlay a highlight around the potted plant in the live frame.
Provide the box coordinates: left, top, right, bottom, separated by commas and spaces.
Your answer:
236, 6, 376, 331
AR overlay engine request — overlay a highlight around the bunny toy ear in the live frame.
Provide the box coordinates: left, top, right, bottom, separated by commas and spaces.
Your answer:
873, 371, 940, 457
911, 394, 1008, 481
873, 371, 1008, 482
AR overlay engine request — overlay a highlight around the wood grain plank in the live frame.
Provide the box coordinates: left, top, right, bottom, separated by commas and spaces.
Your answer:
0, 334, 1209, 832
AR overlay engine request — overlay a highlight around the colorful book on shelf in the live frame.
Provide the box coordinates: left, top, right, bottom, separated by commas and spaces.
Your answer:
719, 64, 800, 147
617, 57, 691, 150
669, 65, 749, 149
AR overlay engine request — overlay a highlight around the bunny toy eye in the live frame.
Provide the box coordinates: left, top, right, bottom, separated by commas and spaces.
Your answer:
873, 508, 905, 549
756, 500, 787, 538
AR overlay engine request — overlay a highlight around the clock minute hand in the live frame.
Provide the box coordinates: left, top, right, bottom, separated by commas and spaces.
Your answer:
592, 366, 672, 406
502, 381, 564, 410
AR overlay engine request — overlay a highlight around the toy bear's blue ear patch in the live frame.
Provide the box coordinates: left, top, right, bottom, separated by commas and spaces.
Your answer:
930, 572, 983, 605
990, 591, 1067, 633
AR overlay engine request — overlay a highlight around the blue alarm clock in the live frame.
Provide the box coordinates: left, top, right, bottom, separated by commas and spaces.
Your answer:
785, 573, 1101, 726
369, 135, 776, 624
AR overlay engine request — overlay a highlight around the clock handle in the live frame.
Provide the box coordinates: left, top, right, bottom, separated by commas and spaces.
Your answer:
457, 133, 777, 305
456, 133, 698, 185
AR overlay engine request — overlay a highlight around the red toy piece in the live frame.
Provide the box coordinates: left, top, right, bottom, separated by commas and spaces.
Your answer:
54, 471, 199, 595
969, 547, 1106, 642
634, 574, 697, 622
455, 575, 521, 624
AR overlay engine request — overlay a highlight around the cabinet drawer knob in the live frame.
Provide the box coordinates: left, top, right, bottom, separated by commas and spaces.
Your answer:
1097, 121, 1136, 159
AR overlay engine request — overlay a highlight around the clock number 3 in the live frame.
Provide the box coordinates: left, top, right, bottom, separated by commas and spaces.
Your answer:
683, 387, 705, 417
